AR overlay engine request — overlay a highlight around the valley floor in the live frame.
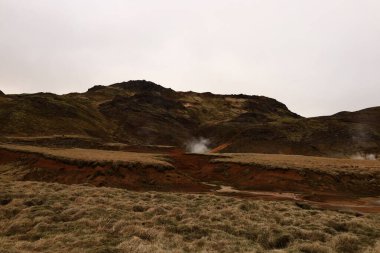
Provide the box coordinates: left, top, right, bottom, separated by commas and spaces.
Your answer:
0, 141, 379, 252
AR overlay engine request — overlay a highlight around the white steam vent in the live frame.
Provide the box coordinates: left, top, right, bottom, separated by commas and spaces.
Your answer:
186, 138, 210, 153
350, 153, 377, 160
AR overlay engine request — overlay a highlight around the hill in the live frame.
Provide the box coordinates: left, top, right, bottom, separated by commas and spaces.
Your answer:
0, 80, 379, 157
209, 106, 380, 156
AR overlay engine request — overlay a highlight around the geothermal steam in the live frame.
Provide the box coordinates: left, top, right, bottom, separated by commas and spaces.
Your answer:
186, 138, 210, 153
350, 153, 377, 160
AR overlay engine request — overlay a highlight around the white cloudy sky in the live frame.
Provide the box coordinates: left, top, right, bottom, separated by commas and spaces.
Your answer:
0, 0, 379, 117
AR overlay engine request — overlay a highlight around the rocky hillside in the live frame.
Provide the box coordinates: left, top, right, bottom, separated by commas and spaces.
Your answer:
207, 106, 380, 157
0, 80, 379, 156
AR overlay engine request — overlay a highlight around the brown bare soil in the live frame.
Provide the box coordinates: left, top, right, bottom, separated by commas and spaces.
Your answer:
209, 143, 231, 153
0, 149, 208, 192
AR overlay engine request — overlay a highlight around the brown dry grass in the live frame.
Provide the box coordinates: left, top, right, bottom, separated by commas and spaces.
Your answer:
213, 153, 380, 175
0, 144, 172, 168
0, 180, 379, 253
3, 135, 97, 141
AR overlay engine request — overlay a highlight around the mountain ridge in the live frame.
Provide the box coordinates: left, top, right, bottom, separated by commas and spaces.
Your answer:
0, 80, 379, 157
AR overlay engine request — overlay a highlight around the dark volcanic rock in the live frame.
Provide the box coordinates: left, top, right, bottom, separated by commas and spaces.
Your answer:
99, 92, 195, 145
87, 85, 106, 92
111, 80, 174, 94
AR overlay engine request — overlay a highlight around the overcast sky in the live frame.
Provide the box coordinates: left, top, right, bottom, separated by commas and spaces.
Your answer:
0, 0, 379, 117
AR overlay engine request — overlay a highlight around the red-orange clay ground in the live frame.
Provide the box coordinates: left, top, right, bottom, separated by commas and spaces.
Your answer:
0, 148, 379, 213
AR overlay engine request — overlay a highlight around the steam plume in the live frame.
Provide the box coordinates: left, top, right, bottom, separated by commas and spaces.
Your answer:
350, 153, 377, 160
186, 138, 210, 153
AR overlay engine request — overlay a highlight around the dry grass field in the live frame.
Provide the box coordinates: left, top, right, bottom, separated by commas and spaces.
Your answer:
213, 153, 380, 175
0, 144, 380, 252
0, 144, 172, 168
0, 180, 379, 253
2, 135, 97, 141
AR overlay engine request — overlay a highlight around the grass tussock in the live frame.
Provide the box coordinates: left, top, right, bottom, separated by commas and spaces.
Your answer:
0, 181, 379, 252
0, 144, 172, 168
